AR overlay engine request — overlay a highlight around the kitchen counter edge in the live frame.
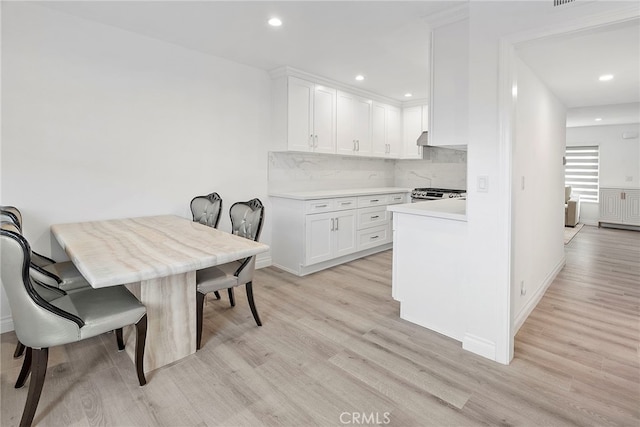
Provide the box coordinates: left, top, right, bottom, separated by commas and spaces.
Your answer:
387, 199, 467, 222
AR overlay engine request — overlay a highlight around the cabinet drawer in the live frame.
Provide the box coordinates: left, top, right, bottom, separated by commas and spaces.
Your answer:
357, 194, 388, 208
334, 197, 357, 211
387, 193, 408, 205
357, 224, 391, 251
357, 206, 389, 230
305, 199, 335, 214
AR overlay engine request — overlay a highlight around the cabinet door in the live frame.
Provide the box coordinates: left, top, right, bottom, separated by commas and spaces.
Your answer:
313, 85, 336, 154
288, 77, 314, 152
402, 106, 423, 159
353, 97, 372, 155
305, 212, 333, 265
599, 189, 623, 223
623, 189, 640, 225
371, 102, 387, 157
386, 106, 401, 158
333, 210, 357, 258
336, 91, 357, 155
430, 18, 469, 147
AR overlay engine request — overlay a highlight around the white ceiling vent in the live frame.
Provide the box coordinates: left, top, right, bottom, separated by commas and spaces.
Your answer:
554, 0, 576, 6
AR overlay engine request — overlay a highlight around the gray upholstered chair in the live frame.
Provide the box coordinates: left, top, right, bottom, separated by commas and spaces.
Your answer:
0, 206, 88, 291
190, 192, 223, 228
1, 207, 91, 359
0, 227, 148, 427
190, 192, 224, 300
195, 198, 264, 349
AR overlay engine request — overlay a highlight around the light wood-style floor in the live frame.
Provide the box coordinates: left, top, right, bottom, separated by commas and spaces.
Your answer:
1, 225, 638, 426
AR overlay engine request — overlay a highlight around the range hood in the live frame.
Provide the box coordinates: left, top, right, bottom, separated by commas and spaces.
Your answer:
416, 131, 429, 146
415, 131, 467, 151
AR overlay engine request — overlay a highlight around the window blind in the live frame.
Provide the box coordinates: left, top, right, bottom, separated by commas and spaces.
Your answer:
565, 145, 599, 202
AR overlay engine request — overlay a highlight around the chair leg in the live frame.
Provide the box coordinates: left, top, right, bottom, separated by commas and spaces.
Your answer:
115, 328, 125, 351
19, 347, 48, 427
214, 291, 221, 300
196, 291, 205, 350
245, 282, 262, 327
228, 288, 235, 307
134, 315, 147, 387
15, 347, 32, 389
14, 341, 25, 358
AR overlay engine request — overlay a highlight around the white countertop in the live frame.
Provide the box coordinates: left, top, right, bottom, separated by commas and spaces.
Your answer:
269, 187, 412, 200
387, 199, 467, 221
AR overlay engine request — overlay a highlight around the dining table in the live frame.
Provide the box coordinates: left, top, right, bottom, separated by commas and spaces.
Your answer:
51, 214, 269, 373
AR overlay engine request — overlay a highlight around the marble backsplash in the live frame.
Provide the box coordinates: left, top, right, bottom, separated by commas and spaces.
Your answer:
268, 147, 467, 193
394, 147, 467, 190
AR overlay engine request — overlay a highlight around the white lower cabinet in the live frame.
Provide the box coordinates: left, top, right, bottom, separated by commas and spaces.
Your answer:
271, 190, 409, 276
305, 209, 357, 265
599, 187, 640, 227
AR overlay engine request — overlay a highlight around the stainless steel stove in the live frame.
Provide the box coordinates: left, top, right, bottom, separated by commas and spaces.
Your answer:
411, 187, 466, 202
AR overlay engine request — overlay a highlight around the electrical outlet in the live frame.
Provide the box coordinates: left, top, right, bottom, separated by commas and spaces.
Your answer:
520, 280, 526, 296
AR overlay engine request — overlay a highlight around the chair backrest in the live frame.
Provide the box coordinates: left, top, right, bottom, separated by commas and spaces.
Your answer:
0, 206, 22, 231
229, 198, 264, 242
190, 192, 223, 228
0, 228, 84, 348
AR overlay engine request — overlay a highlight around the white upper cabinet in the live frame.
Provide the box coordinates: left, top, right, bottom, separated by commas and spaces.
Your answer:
429, 18, 468, 147
272, 68, 402, 158
371, 102, 401, 158
336, 91, 372, 156
401, 104, 427, 159
287, 76, 336, 153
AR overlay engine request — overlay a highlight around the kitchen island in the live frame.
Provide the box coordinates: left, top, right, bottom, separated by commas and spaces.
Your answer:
387, 199, 468, 341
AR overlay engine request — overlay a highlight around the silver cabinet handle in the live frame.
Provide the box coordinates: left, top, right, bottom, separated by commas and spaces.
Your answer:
330, 218, 335, 231
356, 140, 360, 151
335, 217, 339, 230
340, 202, 352, 206
370, 235, 379, 240
309, 134, 314, 147
370, 199, 379, 203
316, 204, 327, 208
622, 192, 626, 200
314, 135, 318, 147
371, 215, 379, 219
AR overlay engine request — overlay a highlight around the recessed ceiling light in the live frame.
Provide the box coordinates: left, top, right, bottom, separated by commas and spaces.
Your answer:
595, 117, 602, 121
404, 93, 413, 97
598, 74, 614, 82
268, 17, 282, 27
355, 75, 365, 81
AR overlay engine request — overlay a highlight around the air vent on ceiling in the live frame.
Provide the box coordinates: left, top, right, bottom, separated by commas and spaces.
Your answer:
554, 0, 575, 6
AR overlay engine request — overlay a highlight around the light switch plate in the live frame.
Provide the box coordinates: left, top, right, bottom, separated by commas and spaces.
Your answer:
477, 175, 489, 193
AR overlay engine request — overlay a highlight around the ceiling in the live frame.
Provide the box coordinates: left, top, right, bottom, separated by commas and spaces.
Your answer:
516, 18, 640, 127
36, 1, 640, 125
38, 1, 463, 102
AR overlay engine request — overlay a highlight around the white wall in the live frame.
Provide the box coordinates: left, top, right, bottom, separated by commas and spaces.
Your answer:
0, 3, 273, 332
463, 0, 636, 363
567, 123, 640, 224
512, 57, 566, 330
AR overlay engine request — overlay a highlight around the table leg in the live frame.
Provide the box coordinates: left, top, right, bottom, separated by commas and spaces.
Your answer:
123, 271, 196, 373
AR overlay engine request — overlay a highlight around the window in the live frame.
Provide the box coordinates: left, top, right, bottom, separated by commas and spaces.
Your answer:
565, 145, 599, 202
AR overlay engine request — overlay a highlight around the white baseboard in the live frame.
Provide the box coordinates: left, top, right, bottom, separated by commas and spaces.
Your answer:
513, 256, 566, 335
256, 253, 272, 270
581, 219, 598, 227
1, 315, 14, 334
462, 333, 496, 361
